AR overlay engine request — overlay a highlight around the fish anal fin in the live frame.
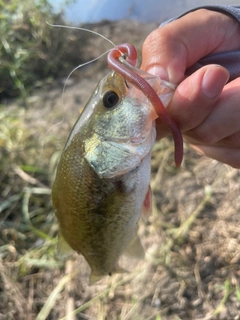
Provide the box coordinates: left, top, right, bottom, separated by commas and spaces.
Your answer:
124, 234, 145, 259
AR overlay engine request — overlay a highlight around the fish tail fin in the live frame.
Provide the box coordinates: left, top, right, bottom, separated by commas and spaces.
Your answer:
89, 265, 128, 285
89, 273, 105, 285
112, 264, 128, 275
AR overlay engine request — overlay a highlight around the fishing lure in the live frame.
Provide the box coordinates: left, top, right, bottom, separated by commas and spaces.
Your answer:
107, 43, 183, 166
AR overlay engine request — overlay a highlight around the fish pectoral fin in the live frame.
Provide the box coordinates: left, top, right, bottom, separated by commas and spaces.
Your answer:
84, 138, 141, 179
124, 234, 145, 259
56, 232, 74, 259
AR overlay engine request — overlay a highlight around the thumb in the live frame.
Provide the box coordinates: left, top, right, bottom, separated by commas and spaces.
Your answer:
141, 9, 240, 83
141, 26, 186, 83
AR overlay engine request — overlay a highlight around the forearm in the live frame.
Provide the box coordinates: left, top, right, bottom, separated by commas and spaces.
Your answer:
161, 5, 240, 26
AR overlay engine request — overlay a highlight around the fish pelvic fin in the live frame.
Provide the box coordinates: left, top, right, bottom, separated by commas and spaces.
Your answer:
124, 234, 145, 259
56, 232, 74, 259
142, 185, 152, 222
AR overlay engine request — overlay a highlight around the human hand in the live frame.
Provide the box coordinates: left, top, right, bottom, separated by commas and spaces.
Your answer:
141, 9, 240, 168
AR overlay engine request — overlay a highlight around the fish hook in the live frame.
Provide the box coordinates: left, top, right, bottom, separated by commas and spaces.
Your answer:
107, 43, 183, 167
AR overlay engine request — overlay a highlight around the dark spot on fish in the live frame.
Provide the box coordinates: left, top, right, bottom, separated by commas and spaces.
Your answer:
103, 90, 119, 108
108, 272, 112, 276
114, 179, 136, 194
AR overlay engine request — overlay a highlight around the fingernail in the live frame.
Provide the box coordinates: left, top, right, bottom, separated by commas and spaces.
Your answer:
202, 66, 229, 99
147, 66, 169, 81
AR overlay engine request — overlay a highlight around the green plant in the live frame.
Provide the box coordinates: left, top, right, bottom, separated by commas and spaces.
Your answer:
0, 0, 80, 98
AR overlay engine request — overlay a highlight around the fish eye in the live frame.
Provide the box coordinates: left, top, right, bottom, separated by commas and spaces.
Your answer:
103, 90, 120, 109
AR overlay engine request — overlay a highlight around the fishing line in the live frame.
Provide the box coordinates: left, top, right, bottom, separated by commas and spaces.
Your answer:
46, 21, 117, 120
37, 22, 118, 178
46, 22, 128, 110
42, 48, 113, 146
46, 22, 126, 71
61, 49, 112, 107
46, 22, 116, 47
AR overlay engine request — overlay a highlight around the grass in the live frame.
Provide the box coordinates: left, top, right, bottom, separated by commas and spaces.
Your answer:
1, 103, 240, 318
0, 0, 103, 100
1, 81, 240, 319
2, 105, 239, 319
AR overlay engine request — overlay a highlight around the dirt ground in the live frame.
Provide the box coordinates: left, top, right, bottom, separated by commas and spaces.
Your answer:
1, 20, 240, 320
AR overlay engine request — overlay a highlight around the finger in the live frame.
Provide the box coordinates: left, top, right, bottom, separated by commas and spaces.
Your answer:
220, 129, 240, 147
184, 77, 240, 146
141, 9, 240, 83
156, 64, 229, 139
191, 144, 240, 169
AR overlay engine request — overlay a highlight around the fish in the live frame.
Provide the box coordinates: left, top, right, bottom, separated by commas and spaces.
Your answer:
52, 44, 182, 284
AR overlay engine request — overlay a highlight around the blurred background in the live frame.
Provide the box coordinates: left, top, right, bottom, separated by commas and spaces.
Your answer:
1, 1, 240, 319
51, 0, 235, 24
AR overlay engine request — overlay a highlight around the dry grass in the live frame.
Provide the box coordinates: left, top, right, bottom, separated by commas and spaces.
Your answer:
1, 20, 240, 320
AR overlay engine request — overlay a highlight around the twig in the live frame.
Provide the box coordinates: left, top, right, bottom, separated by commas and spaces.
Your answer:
60, 273, 135, 320
36, 268, 79, 320
14, 166, 48, 188
65, 259, 76, 320
169, 185, 213, 240
214, 279, 231, 316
